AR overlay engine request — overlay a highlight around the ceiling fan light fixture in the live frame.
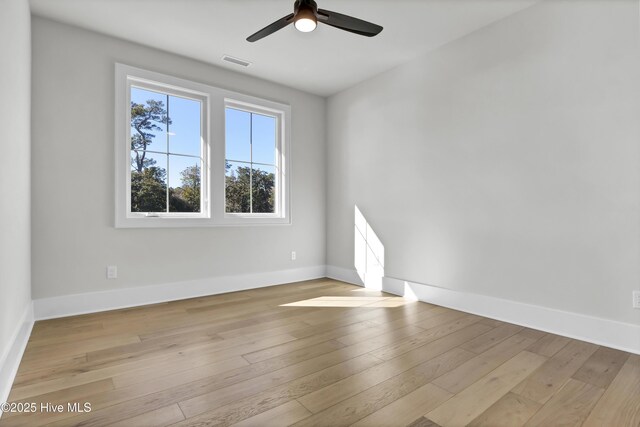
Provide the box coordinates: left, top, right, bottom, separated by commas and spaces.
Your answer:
294, 8, 317, 32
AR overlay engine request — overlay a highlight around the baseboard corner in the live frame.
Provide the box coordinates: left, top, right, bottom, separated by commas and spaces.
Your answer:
0, 301, 34, 411
326, 265, 364, 287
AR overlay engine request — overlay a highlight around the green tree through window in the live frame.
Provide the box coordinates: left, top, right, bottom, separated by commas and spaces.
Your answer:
224, 107, 277, 214
225, 163, 275, 213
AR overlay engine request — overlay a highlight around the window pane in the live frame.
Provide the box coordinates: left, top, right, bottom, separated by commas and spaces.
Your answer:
130, 151, 167, 213
225, 108, 251, 162
168, 155, 201, 213
168, 95, 201, 157
252, 165, 276, 213
225, 161, 251, 213
252, 113, 276, 165
130, 87, 168, 153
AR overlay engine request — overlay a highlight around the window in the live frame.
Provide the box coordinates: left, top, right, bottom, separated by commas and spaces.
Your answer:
129, 84, 206, 216
225, 103, 282, 216
115, 64, 290, 227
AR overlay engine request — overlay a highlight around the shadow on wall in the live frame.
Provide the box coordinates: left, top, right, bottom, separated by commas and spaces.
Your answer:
354, 205, 385, 290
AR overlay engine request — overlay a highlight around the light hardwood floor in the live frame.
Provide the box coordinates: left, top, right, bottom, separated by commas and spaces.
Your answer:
2, 279, 639, 427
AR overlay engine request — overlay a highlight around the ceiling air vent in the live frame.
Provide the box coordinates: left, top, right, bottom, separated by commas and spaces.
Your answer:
222, 55, 251, 67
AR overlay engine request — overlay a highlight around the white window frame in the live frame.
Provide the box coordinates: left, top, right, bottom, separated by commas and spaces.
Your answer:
222, 99, 287, 223
115, 64, 291, 228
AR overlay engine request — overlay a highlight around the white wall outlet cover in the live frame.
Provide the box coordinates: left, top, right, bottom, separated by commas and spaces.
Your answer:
107, 265, 118, 279
633, 291, 640, 309
291, 251, 297, 261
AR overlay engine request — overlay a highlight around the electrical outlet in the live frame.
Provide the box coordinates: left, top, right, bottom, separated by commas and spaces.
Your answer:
633, 291, 640, 309
291, 251, 296, 261
107, 265, 118, 279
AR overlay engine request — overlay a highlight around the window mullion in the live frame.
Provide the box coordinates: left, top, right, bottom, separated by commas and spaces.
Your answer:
165, 93, 170, 213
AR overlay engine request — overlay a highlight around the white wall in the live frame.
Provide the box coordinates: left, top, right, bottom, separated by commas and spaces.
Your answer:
327, 0, 640, 325
0, 0, 32, 390
31, 17, 326, 299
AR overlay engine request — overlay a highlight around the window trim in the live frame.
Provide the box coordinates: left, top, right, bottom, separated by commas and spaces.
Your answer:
221, 99, 287, 223
115, 64, 291, 228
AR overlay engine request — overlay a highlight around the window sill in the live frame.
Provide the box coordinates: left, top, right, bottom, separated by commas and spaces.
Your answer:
115, 215, 291, 228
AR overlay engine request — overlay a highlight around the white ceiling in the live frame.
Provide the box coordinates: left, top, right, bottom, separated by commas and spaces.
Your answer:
29, 0, 537, 96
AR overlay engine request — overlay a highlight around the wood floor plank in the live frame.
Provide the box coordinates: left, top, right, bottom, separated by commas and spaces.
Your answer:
407, 417, 442, 427
350, 383, 452, 427
12, 355, 88, 388
525, 333, 571, 358
36, 338, 249, 391
582, 354, 640, 427
173, 354, 383, 426
459, 323, 523, 354
291, 348, 475, 427
336, 323, 424, 347
524, 378, 604, 427
517, 328, 547, 342
9, 332, 295, 401
20, 334, 141, 364
217, 320, 311, 340
111, 355, 250, 389
511, 340, 599, 404
86, 330, 223, 364
240, 320, 371, 363
29, 320, 104, 339
426, 351, 547, 427
28, 323, 109, 347
413, 310, 469, 330
230, 400, 311, 427
105, 404, 185, 427
137, 288, 346, 342
369, 316, 489, 361
297, 302, 435, 331
571, 346, 630, 389
178, 353, 382, 419
368, 305, 449, 327
297, 324, 484, 413
432, 333, 538, 394
467, 392, 541, 427
477, 318, 505, 328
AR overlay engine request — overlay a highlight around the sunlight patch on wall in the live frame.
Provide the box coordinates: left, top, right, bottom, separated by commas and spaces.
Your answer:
403, 281, 419, 301
355, 205, 385, 290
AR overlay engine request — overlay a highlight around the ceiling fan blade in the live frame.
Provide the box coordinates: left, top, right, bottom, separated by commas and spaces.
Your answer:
317, 9, 383, 37
247, 13, 295, 42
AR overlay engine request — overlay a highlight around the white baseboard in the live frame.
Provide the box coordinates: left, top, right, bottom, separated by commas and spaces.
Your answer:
326, 265, 639, 355
326, 265, 364, 286
381, 275, 640, 355
0, 302, 34, 411
33, 265, 327, 320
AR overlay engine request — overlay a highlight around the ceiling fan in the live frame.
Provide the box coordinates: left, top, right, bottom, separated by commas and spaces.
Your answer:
247, 0, 383, 42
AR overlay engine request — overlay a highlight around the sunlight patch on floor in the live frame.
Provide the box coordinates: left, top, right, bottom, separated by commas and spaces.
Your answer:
280, 296, 411, 308
349, 288, 385, 295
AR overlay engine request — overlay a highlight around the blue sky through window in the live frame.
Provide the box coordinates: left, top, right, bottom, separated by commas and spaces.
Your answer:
225, 107, 276, 169
131, 88, 276, 187
131, 87, 201, 188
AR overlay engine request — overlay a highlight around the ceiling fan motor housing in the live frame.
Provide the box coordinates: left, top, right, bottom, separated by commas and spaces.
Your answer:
294, 0, 319, 17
